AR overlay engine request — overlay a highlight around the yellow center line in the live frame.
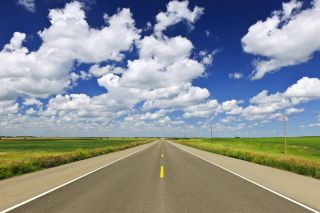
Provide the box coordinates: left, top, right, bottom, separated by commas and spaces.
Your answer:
161, 153, 164, 158
160, 165, 164, 178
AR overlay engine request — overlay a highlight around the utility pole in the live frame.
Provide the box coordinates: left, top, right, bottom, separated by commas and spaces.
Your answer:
283, 113, 288, 155
210, 126, 213, 143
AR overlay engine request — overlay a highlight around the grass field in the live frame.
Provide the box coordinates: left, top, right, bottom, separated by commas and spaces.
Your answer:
0, 137, 152, 180
172, 137, 320, 179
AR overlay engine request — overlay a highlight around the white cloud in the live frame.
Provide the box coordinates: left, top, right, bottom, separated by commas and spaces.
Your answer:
284, 77, 320, 98
286, 107, 304, 114
154, 0, 204, 36
42, 27, 212, 125
199, 50, 216, 66
238, 90, 291, 120
125, 110, 167, 121
9, 1, 318, 136
228, 72, 243, 80
221, 100, 243, 115
0, 101, 19, 116
43, 4, 140, 63
242, 0, 320, 79
23, 98, 42, 106
0, 1, 216, 135
76, 0, 97, 10
249, 90, 286, 105
138, 35, 193, 66
96, 32, 210, 113
309, 123, 320, 127
220, 116, 238, 123
0, 1, 213, 136
122, 112, 185, 130
25, 108, 37, 115
0, 2, 139, 101
89, 64, 125, 77
227, 77, 320, 121
142, 86, 209, 110
42, 93, 131, 123
17, 0, 36, 12
70, 71, 92, 85
183, 100, 221, 118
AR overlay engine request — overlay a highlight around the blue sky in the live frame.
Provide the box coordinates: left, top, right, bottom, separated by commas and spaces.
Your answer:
0, 0, 319, 137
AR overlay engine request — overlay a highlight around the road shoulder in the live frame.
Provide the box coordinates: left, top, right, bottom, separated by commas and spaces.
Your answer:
0, 141, 157, 212
169, 141, 320, 212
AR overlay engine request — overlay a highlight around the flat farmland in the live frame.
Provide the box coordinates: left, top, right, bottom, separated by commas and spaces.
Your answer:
173, 137, 320, 179
0, 137, 152, 179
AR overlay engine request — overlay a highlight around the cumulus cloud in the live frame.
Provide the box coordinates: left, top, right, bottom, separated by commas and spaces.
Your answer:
309, 123, 320, 127
228, 72, 243, 80
183, 100, 221, 118
221, 77, 320, 121
89, 64, 125, 77
199, 50, 216, 66
284, 77, 320, 98
242, 0, 320, 79
0, 2, 139, 101
23, 98, 42, 106
143, 86, 209, 110
286, 107, 304, 114
96, 32, 210, 114
138, 35, 193, 65
221, 100, 243, 115
10, 1, 319, 136
1, 1, 219, 136
125, 110, 167, 121
0, 101, 19, 116
123, 112, 185, 130
220, 116, 238, 123
17, 0, 36, 12
154, 0, 204, 36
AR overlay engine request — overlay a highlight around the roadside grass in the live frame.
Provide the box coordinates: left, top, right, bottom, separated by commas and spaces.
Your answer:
0, 138, 152, 180
172, 137, 320, 179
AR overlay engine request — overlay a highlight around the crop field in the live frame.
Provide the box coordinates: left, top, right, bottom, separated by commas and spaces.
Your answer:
173, 137, 320, 179
0, 137, 152, 179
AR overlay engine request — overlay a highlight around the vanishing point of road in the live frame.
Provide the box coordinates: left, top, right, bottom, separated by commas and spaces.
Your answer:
7, 141, 313, 213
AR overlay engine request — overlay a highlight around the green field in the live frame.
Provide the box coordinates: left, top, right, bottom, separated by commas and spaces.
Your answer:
0, 137, 152, 179
172, 137, 320, 179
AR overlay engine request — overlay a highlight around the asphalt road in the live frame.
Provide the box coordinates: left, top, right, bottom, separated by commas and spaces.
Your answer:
9, 141, 311, 213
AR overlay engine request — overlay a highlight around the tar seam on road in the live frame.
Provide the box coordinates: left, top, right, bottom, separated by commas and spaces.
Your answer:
169, 141, 320, 213
0, 142, 158, 213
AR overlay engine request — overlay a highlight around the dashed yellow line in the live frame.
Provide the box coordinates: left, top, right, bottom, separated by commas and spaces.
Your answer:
161, 153, 164, 158
160, 165, 164, 178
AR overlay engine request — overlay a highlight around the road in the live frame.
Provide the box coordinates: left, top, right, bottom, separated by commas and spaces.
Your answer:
7, 141, 312, 213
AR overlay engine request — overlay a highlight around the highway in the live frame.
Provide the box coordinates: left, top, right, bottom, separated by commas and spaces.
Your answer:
7, 141, 313, 212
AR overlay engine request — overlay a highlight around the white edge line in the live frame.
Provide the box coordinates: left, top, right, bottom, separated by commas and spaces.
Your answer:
168, 141, 320, 213
1, 141, 158, 213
